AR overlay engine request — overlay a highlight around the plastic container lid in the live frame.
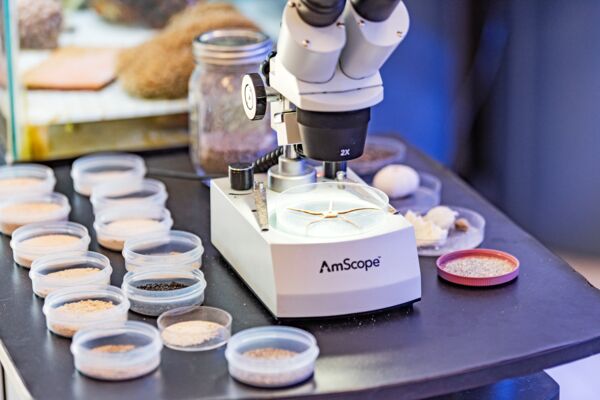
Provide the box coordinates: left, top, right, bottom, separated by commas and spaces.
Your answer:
0, 192, 71, 236
390, 172, 441, 214
71, 153, 146, 196
123, 230, 204, 272
437, 249, 520, 287
274, 182, 389, 238
90, 178, 168, 214
349, 136, 407, 176
71, 321, 162, 381
94, 205, 173, 251
0, 164, 56, 199
122, 268, 206, 317
29, 251, 112, 298
10, 221, 91, 268
157, 305, 232, 352
225, 326, 319, 388
43, 285, 130, 338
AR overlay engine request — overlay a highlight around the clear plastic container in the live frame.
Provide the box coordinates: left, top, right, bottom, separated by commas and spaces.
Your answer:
391, 172, 442, 214
349, 136, 407, 176
274, 182, 389, 238
71, 321, 162, 381
225, 326, 319, 388
123, 230, 204, 272
0, 192, 71, 235
10, 222, 91, 268
71, 153, 147, 196
90, 178, 168, 214
0, 164, 56, 200
122, 268, 206, 316
43, 285, 130, 338
29, 251, 112, 298
157, 305, 232, 352
94, 205, 173, 251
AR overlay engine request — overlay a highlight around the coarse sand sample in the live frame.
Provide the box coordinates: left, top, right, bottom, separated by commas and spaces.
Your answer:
443, 256, 516, 278
46, 267, 101, 279
16, 234, 82, 267
50, 299, 115, 337
243, 348, 298, 360
92, 344, 136, 353
161, 321, 224, 348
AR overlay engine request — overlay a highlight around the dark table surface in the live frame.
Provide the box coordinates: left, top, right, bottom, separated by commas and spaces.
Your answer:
1, 145, 600, 400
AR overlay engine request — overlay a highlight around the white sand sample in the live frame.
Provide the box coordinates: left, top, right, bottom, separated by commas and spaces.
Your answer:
161, 321, 224, 348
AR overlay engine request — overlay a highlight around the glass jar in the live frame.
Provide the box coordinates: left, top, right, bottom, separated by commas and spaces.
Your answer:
189, 29, 275, 175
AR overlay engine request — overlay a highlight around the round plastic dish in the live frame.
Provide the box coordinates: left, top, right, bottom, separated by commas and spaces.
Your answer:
0, 192, 71, 236
71, 153, 146, 196
274, 182, 389, 238
10, 222, 91, 268
90, 178, 168, 214
94, 205, 173, 251
225, 326, 319, 388
0, 164, 56, 200
413, 206, 485, 257
122, 268, 206, 316
437, 249, 519, 287
157, 305, 232, 352
71, 321, 162, 381
43, 285, 130, 338
391, 172, 441, 214
349, 136, 407, 176
123, 230, 204, 272
29, 251, 112, 298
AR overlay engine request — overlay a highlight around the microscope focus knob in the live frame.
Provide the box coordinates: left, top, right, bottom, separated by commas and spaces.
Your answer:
241, 73, 267, 121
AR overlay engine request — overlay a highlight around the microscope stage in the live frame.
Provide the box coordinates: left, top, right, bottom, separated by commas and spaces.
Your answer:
210, 173, 422, 318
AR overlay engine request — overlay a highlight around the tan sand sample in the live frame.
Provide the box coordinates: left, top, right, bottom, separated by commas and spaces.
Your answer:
99, 219, 163, 250
161, 321, 223, 348
92, 344, 136, 353
16, 234, 81, 267
0, 177, 43, 188
243, 348, 298, 360
50, 299, 115, 337
0, 202, 64, 235
46, 267, 101, 279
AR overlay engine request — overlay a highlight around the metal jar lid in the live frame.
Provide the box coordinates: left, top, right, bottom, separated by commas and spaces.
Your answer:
193, 29, 272, 65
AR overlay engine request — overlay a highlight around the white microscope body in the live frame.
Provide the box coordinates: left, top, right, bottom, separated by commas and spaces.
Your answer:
211, 0, 421, 318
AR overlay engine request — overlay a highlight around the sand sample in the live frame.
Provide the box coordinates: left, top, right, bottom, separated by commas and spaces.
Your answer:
92, 344, 136, 353
161, 321, 224, 348
98, 219, 164, 251
46, 267, 101, 279
16, 234, 81, 267
243, 348, 298, 360
51, 299, 115, 337
0, 202, 66, 235
0, 177, 43, 188
443, 256, 516, 278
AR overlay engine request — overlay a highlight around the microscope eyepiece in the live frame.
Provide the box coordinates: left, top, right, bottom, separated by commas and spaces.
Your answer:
297, 0, 346, 27
350, 0, 401, 22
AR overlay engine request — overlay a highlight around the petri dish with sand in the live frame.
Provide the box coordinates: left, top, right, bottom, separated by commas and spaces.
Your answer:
0, 164, 56, 200
43, 285, 130, 338
94, 205, 173, 251
10, 221, 91, 268
123, 230, 204, 272
90, 178, 168, 214
0, 192, 71, 235
157, 305, 232, 352
71, 153, 146, 196
29, 251, 112, 298
71, 321, 162, 381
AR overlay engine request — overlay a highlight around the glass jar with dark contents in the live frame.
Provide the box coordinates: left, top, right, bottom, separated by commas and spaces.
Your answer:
189, 29, 275, 174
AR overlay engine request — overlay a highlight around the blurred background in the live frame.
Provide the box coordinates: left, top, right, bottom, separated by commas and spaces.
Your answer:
0, 0, 598, 283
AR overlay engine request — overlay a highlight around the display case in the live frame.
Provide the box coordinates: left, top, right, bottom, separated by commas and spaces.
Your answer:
0, 0, 283, 162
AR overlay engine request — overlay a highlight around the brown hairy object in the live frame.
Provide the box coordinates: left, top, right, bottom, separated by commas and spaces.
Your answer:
117, 2, 258, 99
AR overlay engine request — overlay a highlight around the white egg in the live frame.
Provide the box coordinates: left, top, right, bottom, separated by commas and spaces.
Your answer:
373, 165, 420, 199
424, 206, 458, 230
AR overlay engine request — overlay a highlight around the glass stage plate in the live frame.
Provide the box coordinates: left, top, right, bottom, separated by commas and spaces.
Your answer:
274, 182, 389, 238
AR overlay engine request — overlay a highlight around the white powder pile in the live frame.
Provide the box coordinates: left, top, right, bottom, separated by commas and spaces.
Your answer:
161, 321, 224, 348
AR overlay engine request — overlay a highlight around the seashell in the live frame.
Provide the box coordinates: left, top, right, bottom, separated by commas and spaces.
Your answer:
424, 206, 458, 230
373, 165, 420, 199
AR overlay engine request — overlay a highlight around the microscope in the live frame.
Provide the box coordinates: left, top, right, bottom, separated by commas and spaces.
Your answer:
210, 0, 421, 318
